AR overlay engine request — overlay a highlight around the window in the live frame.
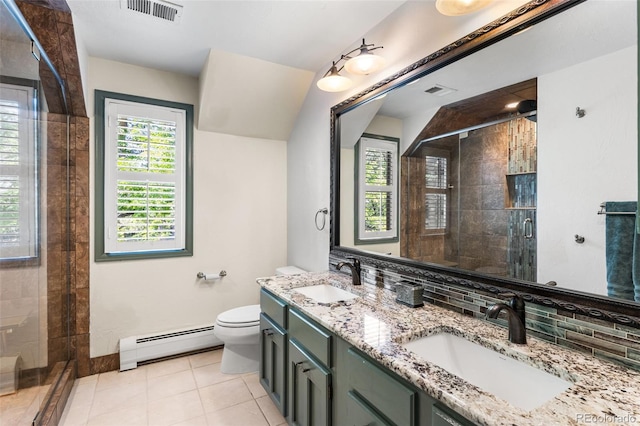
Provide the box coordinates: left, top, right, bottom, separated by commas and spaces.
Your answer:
425, 154, 448, 234
95, 91, 193, 261
355, 135, 398, 244
0, 81, 38, 264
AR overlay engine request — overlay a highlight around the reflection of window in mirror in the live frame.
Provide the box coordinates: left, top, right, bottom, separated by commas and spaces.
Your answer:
355, 134, 399, 245
0, 80, 39, 265
425, 153, 449, 235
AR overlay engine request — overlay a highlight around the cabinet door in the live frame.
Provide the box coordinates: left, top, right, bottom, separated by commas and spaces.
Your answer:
288, 339, 332, 426
260, 314, 287, 415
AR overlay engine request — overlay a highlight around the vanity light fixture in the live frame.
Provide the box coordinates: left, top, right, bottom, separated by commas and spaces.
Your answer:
317, 39, 385, 92
316, 62, 353, 92
436, 0, 493, 16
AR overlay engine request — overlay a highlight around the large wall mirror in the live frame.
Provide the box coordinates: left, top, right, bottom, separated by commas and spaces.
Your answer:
331, 0, 639, 320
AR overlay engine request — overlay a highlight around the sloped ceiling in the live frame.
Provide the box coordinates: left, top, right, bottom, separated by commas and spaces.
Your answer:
198, 49, 314, 140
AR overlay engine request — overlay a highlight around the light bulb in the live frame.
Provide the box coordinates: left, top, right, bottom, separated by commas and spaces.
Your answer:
344, 53, 386, 75
436, 0, 493, 16
317, 74, 352, 92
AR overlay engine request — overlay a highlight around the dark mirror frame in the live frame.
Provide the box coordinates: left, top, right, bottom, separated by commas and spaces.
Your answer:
330, 0, 640, 328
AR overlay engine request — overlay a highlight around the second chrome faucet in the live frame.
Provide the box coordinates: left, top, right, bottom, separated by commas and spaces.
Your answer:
486, 294, 527, 344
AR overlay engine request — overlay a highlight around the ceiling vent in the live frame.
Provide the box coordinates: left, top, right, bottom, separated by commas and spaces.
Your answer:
424, 84, 457, 97
120, 0, 183, 23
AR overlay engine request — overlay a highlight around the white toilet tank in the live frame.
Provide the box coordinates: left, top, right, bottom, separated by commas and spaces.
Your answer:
275, 266, 306, 276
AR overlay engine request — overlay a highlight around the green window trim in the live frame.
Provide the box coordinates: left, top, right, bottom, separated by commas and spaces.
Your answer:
94, 90, 193, 262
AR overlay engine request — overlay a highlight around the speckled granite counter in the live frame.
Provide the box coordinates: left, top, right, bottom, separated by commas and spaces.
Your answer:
258, 272, 640, 426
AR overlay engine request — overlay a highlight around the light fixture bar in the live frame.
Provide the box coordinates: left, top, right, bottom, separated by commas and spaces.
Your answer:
317, 38, 385, 92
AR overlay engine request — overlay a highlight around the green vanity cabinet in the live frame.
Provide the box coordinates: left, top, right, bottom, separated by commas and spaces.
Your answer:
260, 289, 289, 416
288, 339, 333, 426
345, 347, 417, 425
259, 288, 477, 426
260, 313, 287, 415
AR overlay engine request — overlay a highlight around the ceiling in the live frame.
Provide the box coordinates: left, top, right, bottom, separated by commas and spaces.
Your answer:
67, 0, 408, 77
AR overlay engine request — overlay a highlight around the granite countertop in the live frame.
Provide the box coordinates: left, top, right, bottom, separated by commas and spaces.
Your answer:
257, 271, 640, 426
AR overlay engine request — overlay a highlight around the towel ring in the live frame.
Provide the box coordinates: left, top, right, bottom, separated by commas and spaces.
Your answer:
315, 208, 328, 231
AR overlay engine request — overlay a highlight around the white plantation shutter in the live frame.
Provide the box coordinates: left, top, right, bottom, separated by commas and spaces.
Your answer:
357, 137, 398, 241
0, 83, 37, 260
425, 156, 447, 231
104, 99, 186, 253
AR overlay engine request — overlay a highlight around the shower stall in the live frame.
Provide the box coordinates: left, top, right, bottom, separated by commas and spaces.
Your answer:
1, 0, 73, 424
402, 116, 537, 282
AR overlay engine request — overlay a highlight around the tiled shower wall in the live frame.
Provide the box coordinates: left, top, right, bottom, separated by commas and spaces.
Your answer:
330, 253, 640, 372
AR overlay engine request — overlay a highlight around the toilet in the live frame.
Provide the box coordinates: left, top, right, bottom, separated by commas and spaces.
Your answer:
213, 266, 305, 374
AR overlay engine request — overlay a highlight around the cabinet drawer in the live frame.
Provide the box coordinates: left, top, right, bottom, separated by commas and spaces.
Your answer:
432, 404, 477, 426
288, 309, 332, 367
347, 348, 416, 426
347, 390, 393, 426
261, 288, 287, 329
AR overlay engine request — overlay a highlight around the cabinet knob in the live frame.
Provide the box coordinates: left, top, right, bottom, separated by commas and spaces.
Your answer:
262, 329, 274, 336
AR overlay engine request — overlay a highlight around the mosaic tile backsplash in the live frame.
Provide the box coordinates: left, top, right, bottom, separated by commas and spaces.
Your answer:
330, 254, 640, 372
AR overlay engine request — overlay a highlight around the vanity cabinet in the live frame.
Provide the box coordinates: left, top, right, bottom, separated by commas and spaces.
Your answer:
259, 288, 477, 426
260, 314, 287, 415
345, 347, 417, 426
288, 339, 332, 426
260, 290, 288, 416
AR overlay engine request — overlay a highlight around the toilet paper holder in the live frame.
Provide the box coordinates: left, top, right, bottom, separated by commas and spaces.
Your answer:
197, 271, 227, 280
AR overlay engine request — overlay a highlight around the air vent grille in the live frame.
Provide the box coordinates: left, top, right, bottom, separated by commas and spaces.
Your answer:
424, 84, 457, 97
121, 0, 183, 23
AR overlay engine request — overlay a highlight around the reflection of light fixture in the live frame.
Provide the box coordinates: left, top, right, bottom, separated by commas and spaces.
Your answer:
505, 101, 519, 109
436, 0, 493, 16
317, 39, 385, 92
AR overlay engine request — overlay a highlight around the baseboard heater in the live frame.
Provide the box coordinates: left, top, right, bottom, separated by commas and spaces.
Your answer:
119, 324, 222, 371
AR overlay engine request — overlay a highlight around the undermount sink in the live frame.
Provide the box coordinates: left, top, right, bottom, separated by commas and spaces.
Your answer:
401, 333, 573, 411
295, 284, 358, 304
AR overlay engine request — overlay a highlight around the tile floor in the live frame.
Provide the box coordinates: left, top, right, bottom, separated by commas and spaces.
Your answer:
59, 349, 286, 426
0, 383, 50, 426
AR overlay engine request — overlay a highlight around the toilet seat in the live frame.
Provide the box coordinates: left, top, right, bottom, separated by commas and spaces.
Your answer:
216, 304, 260, 328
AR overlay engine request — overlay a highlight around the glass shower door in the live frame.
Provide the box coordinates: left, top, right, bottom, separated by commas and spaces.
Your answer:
0, 0, 71, 424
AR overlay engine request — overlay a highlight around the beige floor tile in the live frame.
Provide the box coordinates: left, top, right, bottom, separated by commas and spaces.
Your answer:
205, 400, 269, 426
67, 379, 97, 408
76, 374, 98, 385
188, 350, 222, 369
59, 400, 92, 426
192, 362, 239, 389
145, 356, 192, 379
255, 395, 286, 426
148, 369, 197, 402
0, 386, 40, 410
242, 373, 267, 399
87, 403, 147, 426
95, 367, 147, 393
199, 377, 253, 413
148, 389, 204, 426
89, 380, 147, 419
172, 415, 208, 426
0, 405, 30, 426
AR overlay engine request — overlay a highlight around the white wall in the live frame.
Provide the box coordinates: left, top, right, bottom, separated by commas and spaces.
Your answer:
287, 0, 530, 271
537, 46, 637, 295
88, 58, 287, 357
339, 115, 402, 255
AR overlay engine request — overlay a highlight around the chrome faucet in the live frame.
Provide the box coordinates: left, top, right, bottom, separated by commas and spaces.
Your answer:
486, 294, 527, 344
336, 258, 361, 285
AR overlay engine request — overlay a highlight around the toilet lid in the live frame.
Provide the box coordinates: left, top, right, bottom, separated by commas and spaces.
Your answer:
216, 304, 261, 327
